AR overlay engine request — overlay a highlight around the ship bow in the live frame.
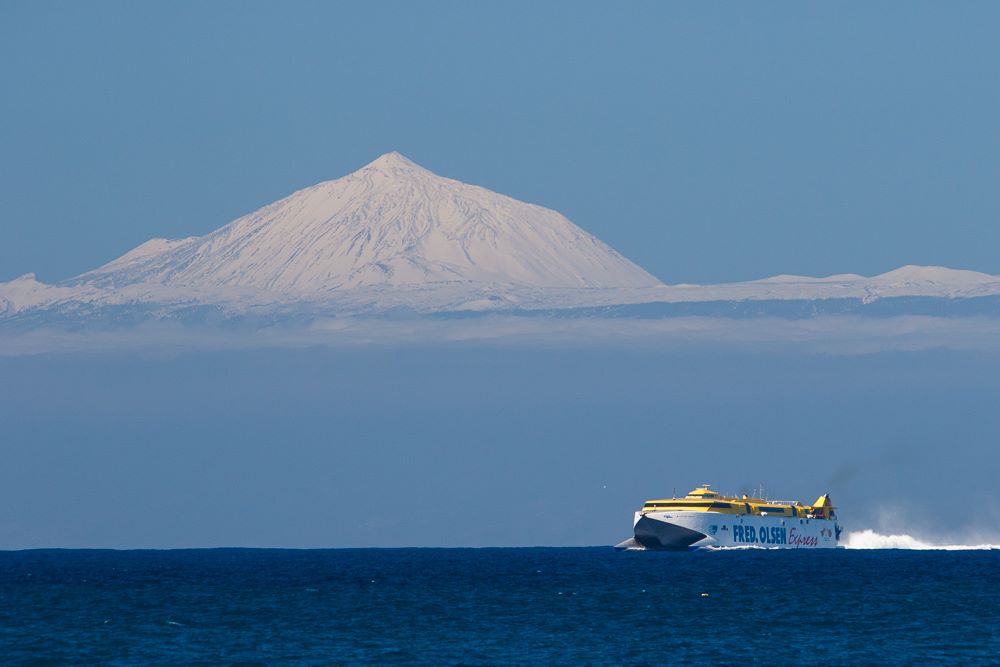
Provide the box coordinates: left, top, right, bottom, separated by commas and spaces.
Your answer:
633, 515, 708, 550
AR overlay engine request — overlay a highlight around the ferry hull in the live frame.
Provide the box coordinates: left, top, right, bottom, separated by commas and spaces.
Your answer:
622, 511, 841, 550
633, 515, 708, 550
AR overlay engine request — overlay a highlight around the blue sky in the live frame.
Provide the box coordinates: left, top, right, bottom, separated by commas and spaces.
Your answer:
2, 1, 1000, 284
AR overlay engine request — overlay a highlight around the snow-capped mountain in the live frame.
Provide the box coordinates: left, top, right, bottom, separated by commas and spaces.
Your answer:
74, 152, 660, 292
1, 152, 1000, 326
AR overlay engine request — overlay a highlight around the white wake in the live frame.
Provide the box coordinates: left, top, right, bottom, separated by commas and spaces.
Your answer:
846, 529, 1000, 550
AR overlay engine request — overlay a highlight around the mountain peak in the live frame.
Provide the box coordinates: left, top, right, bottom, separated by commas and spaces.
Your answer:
358, 151, 428, 175
73, 153, 660, 292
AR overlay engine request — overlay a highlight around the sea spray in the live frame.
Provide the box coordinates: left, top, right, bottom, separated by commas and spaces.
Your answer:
846, 529, 1000, 550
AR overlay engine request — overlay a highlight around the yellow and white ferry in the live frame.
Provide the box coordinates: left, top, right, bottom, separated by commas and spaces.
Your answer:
616, 485, 842, 550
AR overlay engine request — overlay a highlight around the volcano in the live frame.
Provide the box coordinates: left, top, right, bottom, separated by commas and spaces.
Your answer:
73, 152, 660, 293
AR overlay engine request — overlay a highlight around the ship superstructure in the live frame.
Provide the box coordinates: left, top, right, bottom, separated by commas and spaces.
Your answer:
616, 485, 842, 550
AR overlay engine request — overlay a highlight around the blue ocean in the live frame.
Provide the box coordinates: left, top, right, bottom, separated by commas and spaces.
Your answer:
1, 548, 997, 665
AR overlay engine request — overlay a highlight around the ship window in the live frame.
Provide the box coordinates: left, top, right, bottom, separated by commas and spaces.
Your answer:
644, 501, 722, 509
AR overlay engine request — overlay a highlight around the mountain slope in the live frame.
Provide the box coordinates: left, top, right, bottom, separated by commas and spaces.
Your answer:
73, 152, 661, 292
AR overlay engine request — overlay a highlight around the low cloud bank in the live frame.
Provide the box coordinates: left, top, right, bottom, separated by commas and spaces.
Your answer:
3, 314, 1000, 356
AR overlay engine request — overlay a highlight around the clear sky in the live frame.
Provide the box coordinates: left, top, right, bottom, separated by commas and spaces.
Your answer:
2, 1, 999, 285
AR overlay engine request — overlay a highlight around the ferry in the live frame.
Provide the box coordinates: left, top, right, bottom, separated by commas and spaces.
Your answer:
616, 485, 842, 550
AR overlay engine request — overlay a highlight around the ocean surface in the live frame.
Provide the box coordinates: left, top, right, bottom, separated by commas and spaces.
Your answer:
1, 548, 998, 665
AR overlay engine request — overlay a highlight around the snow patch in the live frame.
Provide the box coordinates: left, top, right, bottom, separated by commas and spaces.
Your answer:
874, 265, 997, 286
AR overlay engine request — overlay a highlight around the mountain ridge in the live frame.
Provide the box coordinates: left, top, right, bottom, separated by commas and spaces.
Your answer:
2, 153, 1000, 322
